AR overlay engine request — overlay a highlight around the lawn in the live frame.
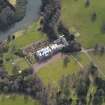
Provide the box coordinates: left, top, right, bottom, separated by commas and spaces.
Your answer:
11, 22, 47, 48
4, 58, 29, 74
3, 42, 30, 74
89, 52, 105, 75
37, 53, 90, 86
0, 95, 40, 105
61, 0, 105, 48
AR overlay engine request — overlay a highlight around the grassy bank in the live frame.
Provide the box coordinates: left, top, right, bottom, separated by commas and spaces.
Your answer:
37, 53, 90, 86
12, 22, 47, 48
61, 0, 105, 48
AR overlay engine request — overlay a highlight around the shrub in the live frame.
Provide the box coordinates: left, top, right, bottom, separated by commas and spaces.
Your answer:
14, 49, 25, 57
101, 23, 105, 33
0, 58, 3, 66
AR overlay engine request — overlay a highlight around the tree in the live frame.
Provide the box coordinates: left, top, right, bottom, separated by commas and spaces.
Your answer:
7, 35, 11, 43
12, 64, 20, 75
0, 67, 6, 77
58, 22, 75, 42
3, 86, 9, 93
93, 89, 105, 105
101, 23, 105, 33
24, 95, 29, 104
91, 12, 97, 22
63, 56, 70, 68
0, 58, 3, 66
12, 35, 15, 40
40, 0, 61, 41
94, 44, 99, 53
62, 41, 81, 53
100, 46, 105, 55
88, 63, 98, 76
85, 0, 90, 7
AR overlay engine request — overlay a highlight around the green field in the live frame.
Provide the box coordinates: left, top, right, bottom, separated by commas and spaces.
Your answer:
4, 58, 29, 74
61, 0, 105, 48
11, 22, 47, 48
90, 52, 105, 75
0, 95, 40, 105
37, 53, 90, 86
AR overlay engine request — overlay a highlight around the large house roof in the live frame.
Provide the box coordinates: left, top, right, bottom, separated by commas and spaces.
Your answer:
35, 43, 64, 60
36, 46, 52, 57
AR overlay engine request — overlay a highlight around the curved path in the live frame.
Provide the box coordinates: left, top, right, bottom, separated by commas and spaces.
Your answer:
0, 0, 41, 40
